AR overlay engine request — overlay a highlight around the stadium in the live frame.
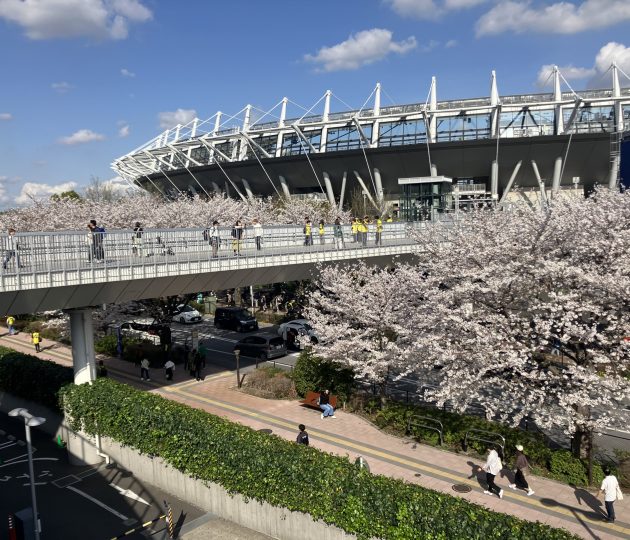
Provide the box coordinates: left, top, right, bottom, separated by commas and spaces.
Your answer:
113, 65, 630, 219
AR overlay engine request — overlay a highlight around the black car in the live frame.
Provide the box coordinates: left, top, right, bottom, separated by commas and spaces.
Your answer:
234, 334, 287, 360
214, 307, 259, 332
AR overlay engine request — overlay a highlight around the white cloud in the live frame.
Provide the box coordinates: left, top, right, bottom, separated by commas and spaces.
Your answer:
420, 39, 440, 53
385, 0, 487, 19
0, 113, 12, 121
0, 0, 152, 40
536, 64, 596, 88
15, 181, 78, 205
120, 68, 135, 78
595, 42, 630, 76
445, 39, 458, 48
158, 109, 197, 129
476, 0, 630, 37
0, 177, 8, 203
58, 129, 106, 145
102, 175, 139, 195
118, 124, 130, 137
51, 81, 73, 93
304, 28, 417, 72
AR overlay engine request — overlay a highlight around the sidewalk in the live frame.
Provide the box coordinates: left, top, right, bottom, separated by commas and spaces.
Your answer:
2, 331, 628, 540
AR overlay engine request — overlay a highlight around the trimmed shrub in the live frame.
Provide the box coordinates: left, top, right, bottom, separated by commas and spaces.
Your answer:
0, 346, 73, 411
242, 367, 297, 399
292, 350, 355, 402
61, 379, 577, 540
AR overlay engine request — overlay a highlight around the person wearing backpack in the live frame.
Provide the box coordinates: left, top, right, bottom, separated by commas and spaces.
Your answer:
296, 424, 309, 445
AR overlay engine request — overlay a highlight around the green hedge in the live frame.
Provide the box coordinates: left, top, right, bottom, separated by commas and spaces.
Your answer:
0, 346, 73, 411
61, 379, 576, 540
292, 350, 355, 402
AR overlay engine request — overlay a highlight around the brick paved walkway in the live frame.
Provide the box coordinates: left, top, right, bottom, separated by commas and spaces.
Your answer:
2, 331, 628, 540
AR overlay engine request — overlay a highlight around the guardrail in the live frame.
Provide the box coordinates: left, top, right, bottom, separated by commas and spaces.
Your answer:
406, 415, 444, 445
463, 429, 506, 457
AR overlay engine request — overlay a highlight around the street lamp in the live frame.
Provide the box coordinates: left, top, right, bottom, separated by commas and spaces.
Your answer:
8, 408, 45, 540
234, 348, 242, 388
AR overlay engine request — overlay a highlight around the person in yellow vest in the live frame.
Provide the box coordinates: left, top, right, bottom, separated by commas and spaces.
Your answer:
6, 315, 15, 335
374, 215, 383, 245
351, 217, 359, 243
318, 220, 325, 245
303, 218, 313, 246
31, 330, 41, 353
386, 215, 393, 223
361, 216, 370, 246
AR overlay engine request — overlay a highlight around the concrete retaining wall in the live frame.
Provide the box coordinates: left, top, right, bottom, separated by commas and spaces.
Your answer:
101, 437, 356, 540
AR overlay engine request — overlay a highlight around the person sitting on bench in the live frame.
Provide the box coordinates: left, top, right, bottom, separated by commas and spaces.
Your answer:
319, 389, 336, 419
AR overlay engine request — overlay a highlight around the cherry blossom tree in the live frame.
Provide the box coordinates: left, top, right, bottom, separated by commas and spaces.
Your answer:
308, 189, 630, 472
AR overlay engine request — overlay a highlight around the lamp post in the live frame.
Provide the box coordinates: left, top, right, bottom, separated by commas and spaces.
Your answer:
8, 408, 46, 540
234, 348, 242, 388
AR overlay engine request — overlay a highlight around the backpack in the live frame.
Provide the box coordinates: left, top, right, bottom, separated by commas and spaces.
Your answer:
203, 229, 209, 242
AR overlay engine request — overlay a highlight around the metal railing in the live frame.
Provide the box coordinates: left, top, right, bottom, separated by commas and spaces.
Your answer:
463, 429, 506, 456
406, 415, 444, 445
0, 221, 435, 292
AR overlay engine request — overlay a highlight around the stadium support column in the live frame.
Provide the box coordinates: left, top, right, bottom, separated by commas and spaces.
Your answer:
371, 83, 381, 146
279, 176, 291, 199
374, 168, 384, 205
241, 179, 254, 200
498, 160, 522, 205
428, 76, 437, 143
430, 164, 438, 177
490, 71, 500, 138
613, 62, 623, 131
551, 156, 563, 197
320, 90, 332, 152
212, 182, 221, 195
338, 171, 347, 211
553, 66, 564, 135
490, 160, 498, 201
322, 172, 336, 206
69, 308, 96, 385
239, 105, 252, 161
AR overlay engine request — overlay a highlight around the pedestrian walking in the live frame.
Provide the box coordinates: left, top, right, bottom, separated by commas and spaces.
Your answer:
361, 216, 370, 246
598, 467, 622, 523
192, 349, 203, 381
509, 445, 535, 496
479, 448, 504, 498
318, 220, 325, 245
333, 218, 344, 250
2, 228, 21, 270
231, 220, 244, 256
303, 218, 313, 246
140, 357, 150, 381
374, 215, 383, 245
296, 424, 309, 445
90, 220, 105, 261
252, 219, 263, 251
205, 220, 220, 257
132, 222, 144, 257
31, 330, 41, 353
6, 315, 15, 335
164, 359, 175, 381
319, 389, 336, 419
351, 217, 359, 243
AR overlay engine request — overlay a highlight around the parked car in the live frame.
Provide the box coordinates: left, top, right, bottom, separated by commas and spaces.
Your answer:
214, 307, 259, 332
172, 304, 202, 324
113, 319, 169, 345
234, 334, 287, 360
277, 319, 319, 344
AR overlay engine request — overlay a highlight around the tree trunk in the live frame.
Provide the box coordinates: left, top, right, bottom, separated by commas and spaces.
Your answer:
571, 429, 585, 458
587, 430, 594, 486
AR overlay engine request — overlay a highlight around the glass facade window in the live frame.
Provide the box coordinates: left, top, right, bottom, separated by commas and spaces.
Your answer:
245, 135, 277, 159
436, 113, 491, 142
400, 182, 452, 221
563, 105, 614, 133
499, 108, 555, 137
190, 146, 210, 164
326, 124, 372, 152
622, 104, 630, 130
281, 130, 321, 156
213, 141, 236, 162
378, 119, 427, 147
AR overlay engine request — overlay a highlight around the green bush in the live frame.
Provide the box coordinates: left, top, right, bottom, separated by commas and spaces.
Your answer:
94, 335, 119, 356
292, 350, 355, 402
548, 450, 608, 486
61, 379, 576, 540
0, 346, 73, 411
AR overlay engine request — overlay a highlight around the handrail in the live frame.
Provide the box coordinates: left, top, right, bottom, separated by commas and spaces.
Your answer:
463, 428, 506, 457
406, 415, 444, 446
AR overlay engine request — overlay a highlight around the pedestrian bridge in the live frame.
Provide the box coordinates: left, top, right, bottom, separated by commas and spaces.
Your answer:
0, 222, 431, 315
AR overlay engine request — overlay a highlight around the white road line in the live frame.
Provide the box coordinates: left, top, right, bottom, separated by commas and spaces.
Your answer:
0, 458, 58, 469
110, 483, 151, 505
23, 482, 47, 486
67, 486, 129, 521
0, 441, 17, 450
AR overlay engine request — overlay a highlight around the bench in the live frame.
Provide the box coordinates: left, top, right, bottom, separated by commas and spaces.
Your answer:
301, 391, 338, 410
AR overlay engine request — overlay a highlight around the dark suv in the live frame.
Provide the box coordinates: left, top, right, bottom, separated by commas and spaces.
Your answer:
214, 307, 259, 332
234, 334, 286, 360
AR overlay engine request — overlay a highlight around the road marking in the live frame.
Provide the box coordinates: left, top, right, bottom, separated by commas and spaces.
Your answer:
0, 441, 17, 450
23, 482, 47, 486
110, 482, 151, 505
67, 485, 129, 521
0, 458, 58, 469
166, 385, 630, 536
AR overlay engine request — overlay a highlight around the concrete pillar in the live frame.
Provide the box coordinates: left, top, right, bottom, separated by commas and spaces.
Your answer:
499, 160, 522, 204
612, 63, 624, 132
69, 308, 96, 385
553, 66, 564, 135
320, 90, 332, 152
279, 176, 291, 198
374, 168, 384, 203
211, 181, 221, 195
490, 71, 500, 138
242, 179, 254, 200
276, 98, 288, 157
353, 171, 377, 209
609, 154, 620, 189
322, 172, 336, 206
372, 83, 381, 146
430, 163, 438, 177
551, 156, 563, 197
338, 171, 347, 211
490, 160, 499, 200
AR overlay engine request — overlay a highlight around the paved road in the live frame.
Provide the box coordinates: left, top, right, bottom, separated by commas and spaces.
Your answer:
0, 414, 268, 540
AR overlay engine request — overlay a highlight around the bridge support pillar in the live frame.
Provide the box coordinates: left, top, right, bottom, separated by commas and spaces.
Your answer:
69, 308, 96, 385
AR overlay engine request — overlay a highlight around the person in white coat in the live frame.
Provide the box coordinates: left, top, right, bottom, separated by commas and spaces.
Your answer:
479, 448, 504, 499
598, 467, 622, 523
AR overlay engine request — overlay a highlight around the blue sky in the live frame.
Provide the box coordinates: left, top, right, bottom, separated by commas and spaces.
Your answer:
1, 0, 629, 206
